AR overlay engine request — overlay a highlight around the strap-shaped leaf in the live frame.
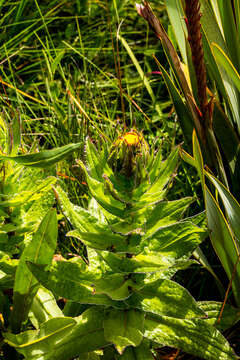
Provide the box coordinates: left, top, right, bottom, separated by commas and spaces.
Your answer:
205, 171, 240, 244
205, 187, 240, 306
212, 43, 240, 94
0, 143, 81, 168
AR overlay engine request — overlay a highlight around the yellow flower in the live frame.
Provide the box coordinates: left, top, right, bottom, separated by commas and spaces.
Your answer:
122, 130, 140, 146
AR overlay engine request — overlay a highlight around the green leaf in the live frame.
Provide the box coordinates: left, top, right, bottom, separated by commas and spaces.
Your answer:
78, 160, 125, 217
126, 279, 205, 319
205, 171, 240, 243
198, 301, 240, 332
118, 35, 162, 118
160, 65, 194, 148
55, 185, 103, 232
0, 143, 81, 168
131, 147, 179, 209
144, 221, 207, 260
164, 0, 187, 63
27, 261, 125, 309
205, 187, 240, 306
29, 287, 63, 329
144, 314, 236, 360
200, 0, 240, 126
0, 255, 18, 289
217, 1, 240, 71
104, 309, 144, 354
0, 176, 56, 207
85, 137, 112, 181
212, 103, 240, 165
212, 43, 240, 93
99, 251, 174, 273
67, 229, 140, 253
5, 307, 108, 360
116, 339, 153, 359
11, 208, 58, 333
145, 197, 193, 238
94, 273, 144, 301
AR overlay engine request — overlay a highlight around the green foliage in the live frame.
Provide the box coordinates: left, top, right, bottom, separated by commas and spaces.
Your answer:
182, 132, 240, 307
8, 135, 237, 360
136, 0, 240, 309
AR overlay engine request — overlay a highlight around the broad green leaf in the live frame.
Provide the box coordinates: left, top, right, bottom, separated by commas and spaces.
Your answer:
23, 189, 55, 230
104, 309, 144, 354
85, 137, 112, 181
94, 273, 144, 301
145, 197, 193, 238
126, 279, 205, 319
0, 176, 56, 207
205, 187, 240, 306
5, 317, 76, 356
27, 261, 125, 309
116, 339, 153, 359
5, 307, 109, 360
99, 251, 174, 273
0, 143, 81, 167
144, 314, 236, 360
0, 255, 18, 289
54, 185, 103, 232
144, 221, 207, 260
147, 147, 162, 184
11, 208, 58, 333
29, 287, 63, 329
67, 229, 140, 254
198, 301, 240, 332
79, 160, 125, 217
131, 147, 179, 208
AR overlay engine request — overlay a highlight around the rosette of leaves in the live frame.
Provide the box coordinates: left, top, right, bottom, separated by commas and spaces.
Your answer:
6, 133, 238, 360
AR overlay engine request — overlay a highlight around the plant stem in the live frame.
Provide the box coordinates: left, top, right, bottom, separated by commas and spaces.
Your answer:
185, 0, 209, 126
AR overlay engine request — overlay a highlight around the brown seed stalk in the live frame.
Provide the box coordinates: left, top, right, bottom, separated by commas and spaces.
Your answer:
185, 0, 209, 124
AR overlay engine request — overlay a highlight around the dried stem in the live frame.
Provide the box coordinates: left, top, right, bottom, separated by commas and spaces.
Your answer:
136, 1, 203, 141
